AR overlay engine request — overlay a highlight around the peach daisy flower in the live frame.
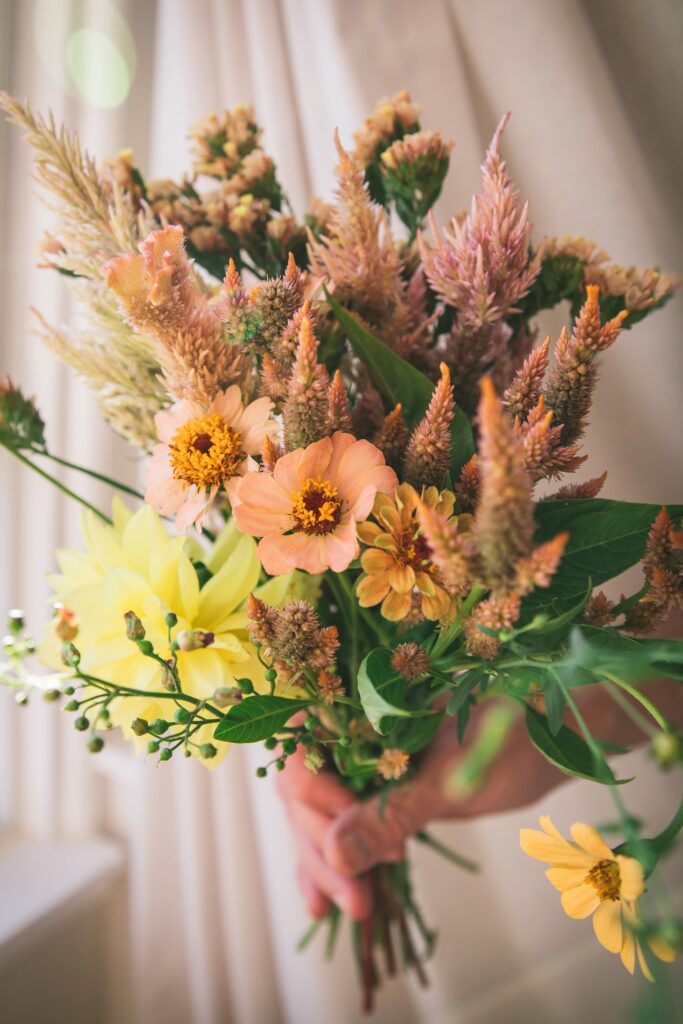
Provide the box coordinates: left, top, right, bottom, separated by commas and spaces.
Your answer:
233, 432, 397, 575
146, 386, 278, 531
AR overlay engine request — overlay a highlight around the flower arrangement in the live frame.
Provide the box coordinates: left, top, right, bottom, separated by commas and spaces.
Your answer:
1, 89, 682, 1012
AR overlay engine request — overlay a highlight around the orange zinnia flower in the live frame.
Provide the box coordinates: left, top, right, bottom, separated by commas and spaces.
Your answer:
356, 483, 458, 622
233, 432, 397, 575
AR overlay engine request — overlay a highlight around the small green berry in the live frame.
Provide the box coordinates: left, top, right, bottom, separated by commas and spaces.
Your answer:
7, 609, 24, 635
159, 748, 172, 762
165, 611, 178, 629
15, 691, 29, 706
282, 738, 296, 755
137, 639, 154, 656
299, 733, 314, 747
184, 748, 192, 758
264, 737, 277, 751
175, 707, 192, 724
131, 717, 149, 736
150, 719, 169, 735
236, 678, 254, 694
200, 743, 217, 760
64, 700, 79, 712
275, 758, 285, 772
88, 736, 104, 753
147, 740, 160, 754
265, 668, 277, 683
256, 766, 267, 778
74, 715, 89, 732
63, 685, 75, 696
304, 716, 317, 732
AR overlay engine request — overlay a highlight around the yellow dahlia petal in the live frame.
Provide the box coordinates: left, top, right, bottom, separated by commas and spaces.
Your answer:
361, 548, 394, 573
561, 884, 600, 919
356, 521, 384, 545
593, 900, 623, 953
356, 573, 391, 607
570, 822, 614, 861
381, 589, 412, 621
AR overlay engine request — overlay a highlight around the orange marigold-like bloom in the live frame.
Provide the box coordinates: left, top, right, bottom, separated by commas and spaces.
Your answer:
233, 432, 397, 575
356, 483, 458, 622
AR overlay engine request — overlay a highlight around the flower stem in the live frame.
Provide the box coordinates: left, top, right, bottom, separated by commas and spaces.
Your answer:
30, 446, 145, 501
602, 672, 669, 733
3, 444, 112, 523
415, 830, 480, 873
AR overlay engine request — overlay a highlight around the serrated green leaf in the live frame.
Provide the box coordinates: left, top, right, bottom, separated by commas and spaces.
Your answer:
325, 288, 475, 474
357, 648, 412, 734
215, 695, 309, 743
524, 705, 628, 785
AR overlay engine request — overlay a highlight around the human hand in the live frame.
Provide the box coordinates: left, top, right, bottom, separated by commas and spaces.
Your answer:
276, 703, 563, 922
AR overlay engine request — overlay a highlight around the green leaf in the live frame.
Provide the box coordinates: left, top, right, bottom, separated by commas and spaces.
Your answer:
543, 676, 567, 736
529, 499, 683, 606
394, 711, 444, 754
214, 695, 309, 743
524, 705, 626, 785
325, 288, 475, 473
446, 669, 483, 716
357, 648, 412, 734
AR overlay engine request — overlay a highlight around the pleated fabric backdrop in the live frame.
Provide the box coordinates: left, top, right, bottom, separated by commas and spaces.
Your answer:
1, 2, 681, 1021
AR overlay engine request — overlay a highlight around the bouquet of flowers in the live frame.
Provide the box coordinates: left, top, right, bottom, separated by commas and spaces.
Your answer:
1, 89, 682, 1012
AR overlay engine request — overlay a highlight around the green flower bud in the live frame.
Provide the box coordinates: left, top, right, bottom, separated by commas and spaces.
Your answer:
264, 736, 277, 751
236, 678, 254, 694
303, 747, 325, 774
74, 715, 89, 732
165, 611, 178, 629
98, 708, 110, 722
265, 668, 277, 683
88, 736, 104, 753
650, 730, 682, 769
137, 639, 154, 657
123, 610, 145, 641
7, 609, 25, 635
282, 738, 296, 756
43, 688, 61, 703
175, 707, 192, 724
338, 735, 351, 747
176, 629, 214, 652
213, 686, 243, 708
131, 717, 149, 736
64, 685, 75, 696
275, 758, 285, 772
304, 716, 317, 732
159, 748, 172, 762
15, 691, 28, 706
61, 641, 81, 667
184, 748, 192, 758
64, 700, 79, 712
147, 740, 160, 754
256, 766, 267, 778
149, 719, 169, 735
200, 743, 217, 760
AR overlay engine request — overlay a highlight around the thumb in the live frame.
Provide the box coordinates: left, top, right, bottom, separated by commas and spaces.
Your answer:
323, 784, 427, 876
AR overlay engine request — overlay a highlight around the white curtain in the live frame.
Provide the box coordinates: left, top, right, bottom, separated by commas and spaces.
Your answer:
1, 1, 682, 1022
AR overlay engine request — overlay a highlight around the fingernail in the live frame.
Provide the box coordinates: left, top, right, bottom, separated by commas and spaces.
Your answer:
338, 830, 372, 874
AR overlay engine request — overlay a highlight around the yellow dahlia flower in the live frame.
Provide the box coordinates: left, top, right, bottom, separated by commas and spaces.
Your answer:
42, 499, 293, 763
520, 816, 676, 979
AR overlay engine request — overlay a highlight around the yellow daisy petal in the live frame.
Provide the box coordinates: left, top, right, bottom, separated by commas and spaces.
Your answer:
545, 866, 592, 893
648, 936, 677, 964
561, 884, 600, 919
593, 900, 623, 953
520, 828, 594, 868
616, 855, 645, 902
570, 822, 614, 861
636, 940, 655, 982
620, 930, 636, 974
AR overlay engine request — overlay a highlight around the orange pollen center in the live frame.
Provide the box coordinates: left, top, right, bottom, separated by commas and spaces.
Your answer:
169, 414, 244, 489
291, 477, 342, 535
586, 859, 621, 902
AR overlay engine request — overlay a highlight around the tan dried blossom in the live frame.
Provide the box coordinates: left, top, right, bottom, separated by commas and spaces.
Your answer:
246, 594, 340, 672
547, 472, 608, 501
585, 262, 680, 313
317, 670, 346, 706
517, 395, 586, 481
454, 455, 480, 514
377, 749, 410, 782
403, 363, 455, 488
327, 370, 353, 434
515, 534, 569, 593
352, 90, 422, 167
583, 591, 617, 628
504, 337, 551, 423
188, 105, 260, 178
464, 592, 521, 659
357, 484, 459, 622
391, 642, 431, 681
416, 499, 474, 597
381, 130, 452, 171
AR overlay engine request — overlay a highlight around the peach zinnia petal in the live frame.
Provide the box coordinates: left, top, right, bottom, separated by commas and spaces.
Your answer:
233, 473, 292, 535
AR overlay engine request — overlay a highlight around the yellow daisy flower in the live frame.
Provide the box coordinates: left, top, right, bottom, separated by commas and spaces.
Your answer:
41, 499, 294, 763
520, 816, 676, 979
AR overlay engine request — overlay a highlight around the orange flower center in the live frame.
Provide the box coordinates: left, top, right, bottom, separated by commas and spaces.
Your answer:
397, 524, 435, 573
169, 414, 244, 489
291, 477, 342, 535
586, 859, 621, 902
